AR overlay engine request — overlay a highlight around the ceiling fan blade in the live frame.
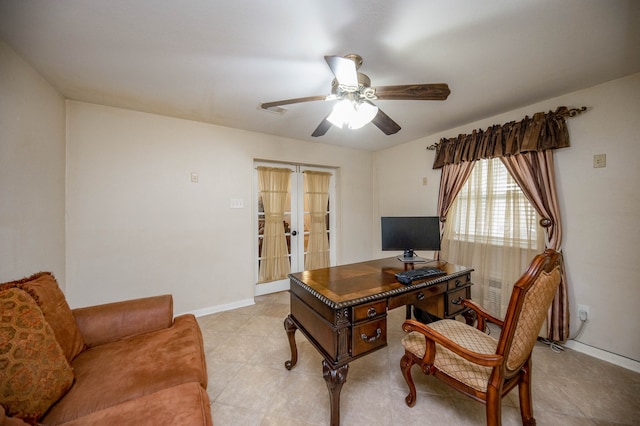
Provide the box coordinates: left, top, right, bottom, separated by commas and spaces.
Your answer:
374, 83, 450, 101
260, 95, 327, 110
311, 116, 332, 137
324, 56, 359, 87
371, 109, 401, 135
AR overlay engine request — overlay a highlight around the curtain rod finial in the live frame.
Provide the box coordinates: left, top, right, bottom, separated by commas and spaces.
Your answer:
568, 106, 587, 117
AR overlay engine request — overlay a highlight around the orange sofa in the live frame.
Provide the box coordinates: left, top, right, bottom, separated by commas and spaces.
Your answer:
0, 272, 212, 425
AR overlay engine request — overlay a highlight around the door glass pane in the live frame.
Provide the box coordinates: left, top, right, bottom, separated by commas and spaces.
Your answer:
283, 212, 292, 257
257, 195, 264, 258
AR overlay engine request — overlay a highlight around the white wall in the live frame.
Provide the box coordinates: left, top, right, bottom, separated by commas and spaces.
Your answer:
374, 73, 640, 362
65, 101, 374, 314
0, 41, 66, 285
372, 138, 443, 261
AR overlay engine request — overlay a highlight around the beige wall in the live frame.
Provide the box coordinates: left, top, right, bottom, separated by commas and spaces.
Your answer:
374, 73, 640, 362
0, 41, 66, 285
65, 101, 374, 314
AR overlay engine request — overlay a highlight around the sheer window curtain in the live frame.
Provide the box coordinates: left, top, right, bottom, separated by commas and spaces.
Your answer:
303, 171, 331, 270
257, 167, 291, 283
441, 158, 545, 318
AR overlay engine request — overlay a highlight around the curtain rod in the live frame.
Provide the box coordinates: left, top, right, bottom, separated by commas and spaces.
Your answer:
426, 106, 588, 151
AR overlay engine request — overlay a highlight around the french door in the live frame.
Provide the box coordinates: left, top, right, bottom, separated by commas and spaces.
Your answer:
255, 161, 336, 295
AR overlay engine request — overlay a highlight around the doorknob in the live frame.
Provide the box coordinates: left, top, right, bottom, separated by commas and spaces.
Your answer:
291, 230, 298, 236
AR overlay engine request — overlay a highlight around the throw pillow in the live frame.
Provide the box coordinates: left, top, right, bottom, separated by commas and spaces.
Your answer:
0, 272, 85, 362
0, 288, 75, 424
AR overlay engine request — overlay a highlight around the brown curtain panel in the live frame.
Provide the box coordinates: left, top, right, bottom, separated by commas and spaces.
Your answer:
501, 151, 569, 341
436, 161, 476, 259
432, 106, 579, 342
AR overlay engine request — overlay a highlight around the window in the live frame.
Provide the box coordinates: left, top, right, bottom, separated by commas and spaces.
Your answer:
447, 158, 540, 248
442, 157, 544, 317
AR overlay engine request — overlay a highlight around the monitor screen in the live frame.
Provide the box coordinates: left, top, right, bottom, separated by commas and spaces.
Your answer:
381, 216, 441, 253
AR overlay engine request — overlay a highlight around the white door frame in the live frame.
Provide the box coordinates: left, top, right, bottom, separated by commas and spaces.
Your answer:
254, 161, 336, 296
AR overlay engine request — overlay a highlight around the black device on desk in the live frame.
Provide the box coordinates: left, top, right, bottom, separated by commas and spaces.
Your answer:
395, 267, 447, 284
381, 216, 441, 262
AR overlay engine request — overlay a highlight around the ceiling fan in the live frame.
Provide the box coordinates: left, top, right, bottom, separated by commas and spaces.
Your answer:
260, 54, 450, 137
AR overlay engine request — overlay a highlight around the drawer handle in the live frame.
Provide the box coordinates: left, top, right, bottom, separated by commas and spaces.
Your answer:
361, 328, 382, 343
367, 307, 377, 318
416, 292, 425, 301
455, 279, 463, 288
451, 297, 464, 305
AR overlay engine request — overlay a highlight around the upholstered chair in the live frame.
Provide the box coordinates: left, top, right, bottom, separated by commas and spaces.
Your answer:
400, 249, 562, 426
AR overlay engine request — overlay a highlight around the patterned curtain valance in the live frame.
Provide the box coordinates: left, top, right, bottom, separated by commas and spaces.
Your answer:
432, 106, 586, 169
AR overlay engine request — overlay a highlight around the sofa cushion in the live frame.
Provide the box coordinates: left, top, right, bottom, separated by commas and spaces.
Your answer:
41, 314, 207, 425
56, 382, 212, 426
0, 273, 85, 362
0, 288, 75, 424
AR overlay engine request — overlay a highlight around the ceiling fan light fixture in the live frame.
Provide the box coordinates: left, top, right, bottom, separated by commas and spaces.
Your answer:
327, 99, 378, 130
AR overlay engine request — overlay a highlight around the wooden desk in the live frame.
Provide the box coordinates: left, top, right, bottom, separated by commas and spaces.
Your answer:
283, 257, 473, 426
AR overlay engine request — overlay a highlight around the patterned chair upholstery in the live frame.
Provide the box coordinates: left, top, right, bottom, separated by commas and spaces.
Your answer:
400, 249, 563, 426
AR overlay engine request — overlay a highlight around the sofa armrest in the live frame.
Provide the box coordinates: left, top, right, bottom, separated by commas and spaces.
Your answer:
72, 295, 174, 347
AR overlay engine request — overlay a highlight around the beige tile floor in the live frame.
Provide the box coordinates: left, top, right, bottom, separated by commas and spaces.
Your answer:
197, 291, 640, 425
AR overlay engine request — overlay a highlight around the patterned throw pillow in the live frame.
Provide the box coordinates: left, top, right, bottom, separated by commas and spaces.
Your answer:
0, 272, 85, 362
0, 288, 75, 424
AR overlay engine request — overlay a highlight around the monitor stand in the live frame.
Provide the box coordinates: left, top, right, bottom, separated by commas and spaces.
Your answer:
398, 249, 427, 264
397, 255, 427, 263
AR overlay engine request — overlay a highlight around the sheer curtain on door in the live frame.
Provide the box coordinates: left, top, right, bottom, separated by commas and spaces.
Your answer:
257, 166, 291, 283
303, 170, 331, 270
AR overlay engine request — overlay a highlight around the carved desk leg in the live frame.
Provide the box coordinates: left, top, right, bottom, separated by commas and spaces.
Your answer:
284, 315, 298, 370
322, 360, 349, 426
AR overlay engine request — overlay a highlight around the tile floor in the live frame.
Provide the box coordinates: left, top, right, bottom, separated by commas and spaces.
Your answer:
197, 291, 640, 425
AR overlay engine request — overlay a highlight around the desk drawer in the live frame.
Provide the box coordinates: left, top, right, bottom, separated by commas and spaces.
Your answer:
353, 300, 387, 322
388, 282, 447, 310
446, 286, 471, 317
448, 274, 471, 290
352, 318, 386, 356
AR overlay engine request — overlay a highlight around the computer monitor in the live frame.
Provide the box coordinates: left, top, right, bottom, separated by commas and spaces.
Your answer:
381, 216, 441, 261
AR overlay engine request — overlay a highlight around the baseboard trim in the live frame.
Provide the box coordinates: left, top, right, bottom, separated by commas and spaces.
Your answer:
254, 280, 290, 296
182, 298, 255, 318
562, 340, 640, 373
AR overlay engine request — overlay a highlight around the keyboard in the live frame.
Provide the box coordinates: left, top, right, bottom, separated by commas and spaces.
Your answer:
395, 267, 446, 284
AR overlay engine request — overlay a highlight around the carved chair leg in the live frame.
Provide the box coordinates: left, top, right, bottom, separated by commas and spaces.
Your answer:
400, 352, 417, 407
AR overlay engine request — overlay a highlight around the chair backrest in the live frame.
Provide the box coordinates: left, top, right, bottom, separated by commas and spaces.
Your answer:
497, 249, 563, 373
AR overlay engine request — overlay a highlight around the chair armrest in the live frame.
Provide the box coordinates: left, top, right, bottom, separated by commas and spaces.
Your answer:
461, 299, 504, 330
72, 295, 174, 347
402, 319, 503, 367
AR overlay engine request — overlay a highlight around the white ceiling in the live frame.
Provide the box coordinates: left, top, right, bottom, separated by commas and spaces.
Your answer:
1, 0, 639, 151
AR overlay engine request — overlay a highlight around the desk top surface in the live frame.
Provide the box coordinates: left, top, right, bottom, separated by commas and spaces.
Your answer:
288, 257, 473, 308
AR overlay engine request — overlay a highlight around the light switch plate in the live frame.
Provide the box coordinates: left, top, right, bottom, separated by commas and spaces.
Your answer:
230, 198, 244, 209
593, 154, 606, 168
